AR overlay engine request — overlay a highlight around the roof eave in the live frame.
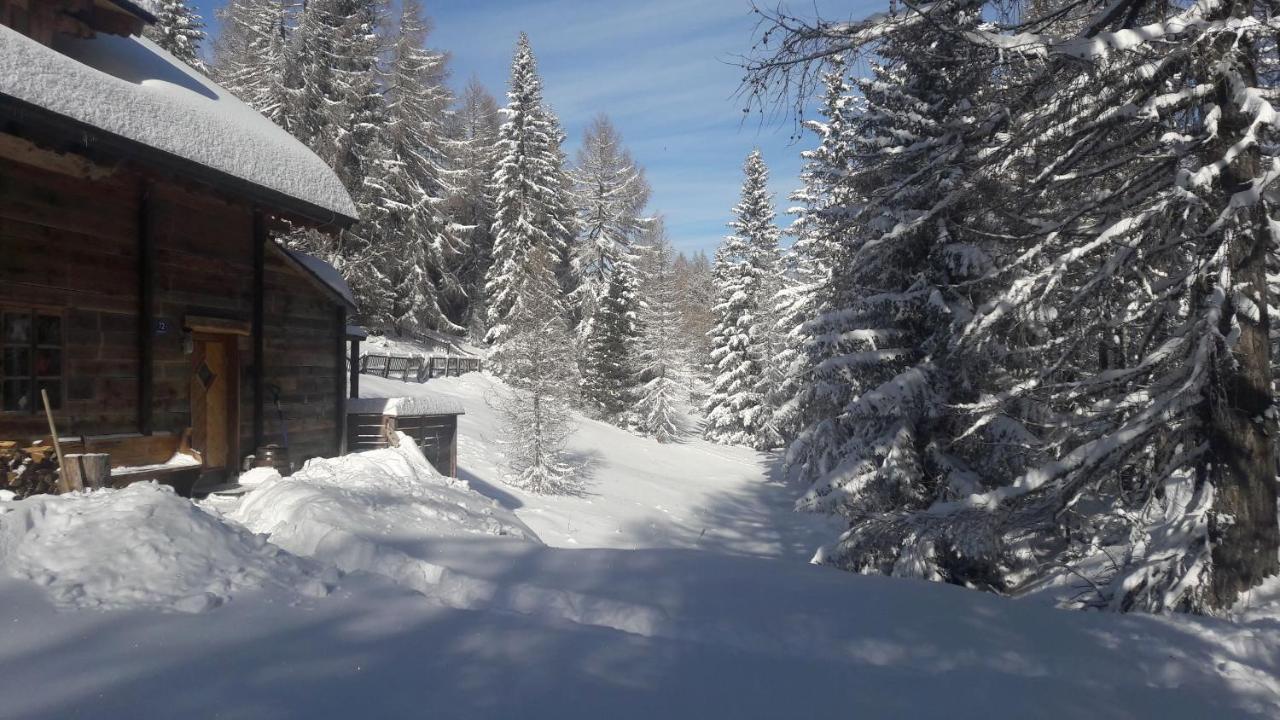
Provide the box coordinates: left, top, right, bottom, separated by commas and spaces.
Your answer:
104, 0, 158, 25
272, 245, 359, 311
0, 92, 359, 231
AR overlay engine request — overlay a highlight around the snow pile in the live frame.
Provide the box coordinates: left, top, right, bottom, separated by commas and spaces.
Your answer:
0, 483, 334, 613
229, 435, 538, 595
236, 466, 281, 487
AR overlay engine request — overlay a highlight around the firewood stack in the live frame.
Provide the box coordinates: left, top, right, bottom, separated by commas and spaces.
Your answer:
0, 441, 60, 498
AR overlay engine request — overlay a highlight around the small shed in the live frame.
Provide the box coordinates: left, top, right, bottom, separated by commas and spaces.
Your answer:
347, 396, 464, 477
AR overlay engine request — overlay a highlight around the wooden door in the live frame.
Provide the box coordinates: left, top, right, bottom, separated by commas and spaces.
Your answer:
191, 333, 239, 482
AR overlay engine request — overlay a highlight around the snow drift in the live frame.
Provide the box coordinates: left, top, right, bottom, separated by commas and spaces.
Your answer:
0, 483, 335, 613
229, 435, 538, 595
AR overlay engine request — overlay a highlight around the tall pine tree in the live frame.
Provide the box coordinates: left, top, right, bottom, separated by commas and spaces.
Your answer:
703, 150, 781, 447
485, 34, 574, 347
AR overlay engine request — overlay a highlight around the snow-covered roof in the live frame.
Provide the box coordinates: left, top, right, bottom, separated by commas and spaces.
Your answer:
348, 396, 466, 417
0, 26, 358, 224
109, 0, 159, 23
282, 248, 357, 309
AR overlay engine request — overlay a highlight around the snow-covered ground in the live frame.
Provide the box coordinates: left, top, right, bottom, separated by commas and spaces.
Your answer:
359, 372, 843, 558
0, 371, 1278, 719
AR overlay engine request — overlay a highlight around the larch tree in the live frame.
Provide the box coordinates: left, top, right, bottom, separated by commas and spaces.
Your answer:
633, 219, 688, 441
444, 78, 503, 340
569, 115, 651, 343
703, 150, 782, 448
212, 0, 290, 125
489, 239, 581, 493
484, 33, 574, 347
144, 0, 206, 68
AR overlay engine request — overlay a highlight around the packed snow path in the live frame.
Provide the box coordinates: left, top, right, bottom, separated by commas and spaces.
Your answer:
360, 373, 844, 559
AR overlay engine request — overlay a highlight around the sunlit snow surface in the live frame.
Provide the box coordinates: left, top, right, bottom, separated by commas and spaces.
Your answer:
0, 372, 1277, 718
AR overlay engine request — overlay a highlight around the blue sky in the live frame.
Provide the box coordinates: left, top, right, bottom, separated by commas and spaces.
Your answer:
192, 0, 862, 255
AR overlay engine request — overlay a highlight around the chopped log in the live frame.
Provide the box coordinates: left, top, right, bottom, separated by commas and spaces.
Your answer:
63, 453, 110, 491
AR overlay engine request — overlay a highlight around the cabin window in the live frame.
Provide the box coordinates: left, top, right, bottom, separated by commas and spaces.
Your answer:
1, 311, 62, 413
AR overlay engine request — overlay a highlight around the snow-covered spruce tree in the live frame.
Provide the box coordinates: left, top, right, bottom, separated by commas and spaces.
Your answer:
703, 150, 782, 448
484, 34, 575, 347
770, 59, 854, 449
569, 115, 651, 343
747, 0, 1280, 612
212, 0, 290, 125
384, 0, 465, 336
444, 78, 502, 340
633, 220, 688, 441
580, 247, 641, 419
144, 0, 206, 68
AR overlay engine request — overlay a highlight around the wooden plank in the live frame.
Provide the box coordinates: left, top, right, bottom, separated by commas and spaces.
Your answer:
252, 209, 265, 450
137, 180, 153, 435
335, 306, 346, 454
184, 315, 250, 336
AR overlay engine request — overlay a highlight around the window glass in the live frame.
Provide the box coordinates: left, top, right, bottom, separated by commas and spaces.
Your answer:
34, 349, 61, 377
4, 314, 29, 344
2, 379, 30, 412
35, 315, 60, 346
2, 311, 62, 412
3, 347, 30, 376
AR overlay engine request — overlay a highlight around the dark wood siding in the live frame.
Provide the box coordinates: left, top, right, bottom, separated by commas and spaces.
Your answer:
0, 154, 141, 437
259, 250, 343, 467
0, 138, 348, 474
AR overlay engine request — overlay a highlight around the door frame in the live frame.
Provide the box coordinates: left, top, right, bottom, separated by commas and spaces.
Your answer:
190, 331, 240, 481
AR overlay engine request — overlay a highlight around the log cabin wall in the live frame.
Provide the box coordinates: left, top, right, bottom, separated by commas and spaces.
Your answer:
259, 250, 344, 466
0, 134, 347, 470
0, 153, 142, 438
149, 182, 255, 439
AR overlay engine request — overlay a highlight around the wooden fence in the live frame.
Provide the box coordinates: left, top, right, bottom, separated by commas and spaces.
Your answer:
359, 354, 482, 383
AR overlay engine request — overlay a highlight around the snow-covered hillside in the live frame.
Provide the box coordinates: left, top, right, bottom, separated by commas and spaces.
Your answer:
0, 372, 1278, 718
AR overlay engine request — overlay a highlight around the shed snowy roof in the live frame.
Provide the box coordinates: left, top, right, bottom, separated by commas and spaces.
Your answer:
282, 248, 357, 310
348, 396, 466, 417
0, 25, 358, 224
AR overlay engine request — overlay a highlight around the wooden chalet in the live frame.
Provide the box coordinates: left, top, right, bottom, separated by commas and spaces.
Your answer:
0, 1, 361, 493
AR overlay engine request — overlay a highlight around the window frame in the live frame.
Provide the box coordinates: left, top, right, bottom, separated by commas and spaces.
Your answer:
1, 308, 64, 415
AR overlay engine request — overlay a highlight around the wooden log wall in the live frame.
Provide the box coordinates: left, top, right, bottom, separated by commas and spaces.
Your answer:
0, 153, 141, 438
150, 182, 256, 440
0, 132, 347, 470
260, 250, 343, 466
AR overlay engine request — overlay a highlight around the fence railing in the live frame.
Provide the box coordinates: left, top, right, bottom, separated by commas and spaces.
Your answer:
359, 354, 482, 383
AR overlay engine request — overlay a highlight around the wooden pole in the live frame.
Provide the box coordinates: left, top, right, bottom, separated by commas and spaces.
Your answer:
41, 388, 69, 493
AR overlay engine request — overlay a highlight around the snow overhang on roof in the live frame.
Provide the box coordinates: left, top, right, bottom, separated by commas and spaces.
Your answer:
105, 0, 159, 25
0, 26, 358, 227
347, 397, 466, 417
281, 248, 358, 311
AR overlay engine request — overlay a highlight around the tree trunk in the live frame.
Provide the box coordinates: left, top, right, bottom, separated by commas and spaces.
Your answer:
1204, 16, 1280, 609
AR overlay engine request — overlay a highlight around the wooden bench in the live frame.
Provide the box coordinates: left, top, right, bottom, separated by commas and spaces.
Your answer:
61, 430, 203, 496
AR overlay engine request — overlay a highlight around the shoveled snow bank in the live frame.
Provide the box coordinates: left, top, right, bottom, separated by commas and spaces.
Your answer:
0, 483, 334, 613
229, 435, 538, 595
